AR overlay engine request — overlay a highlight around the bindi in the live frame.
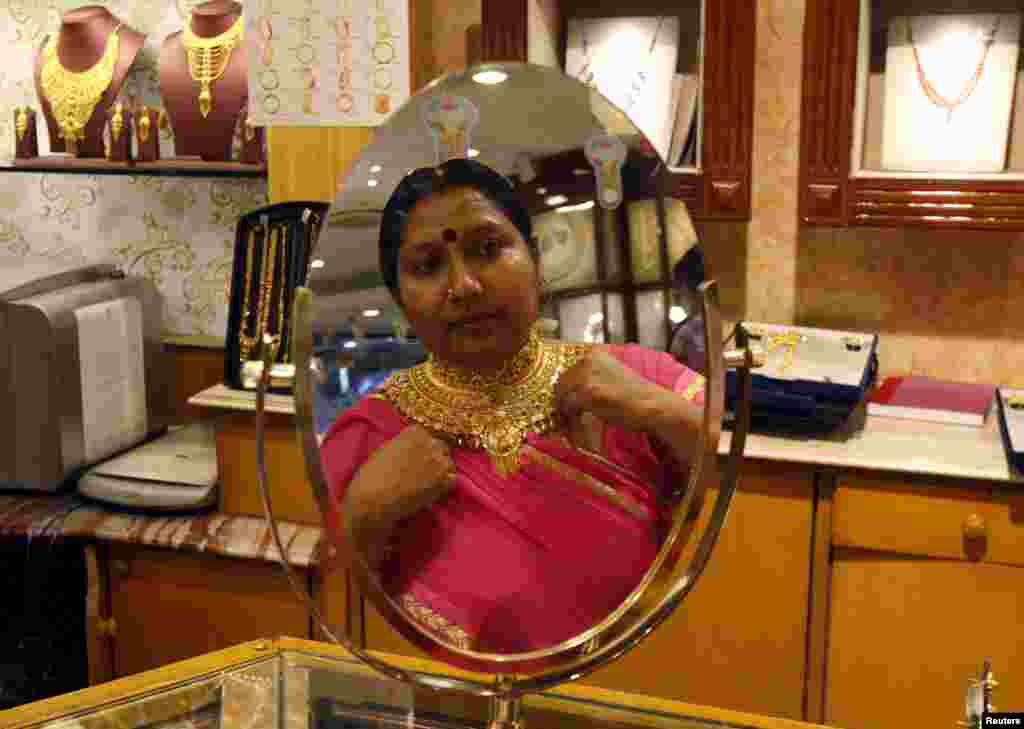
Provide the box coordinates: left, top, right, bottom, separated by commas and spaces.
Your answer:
442, 228, 459, 242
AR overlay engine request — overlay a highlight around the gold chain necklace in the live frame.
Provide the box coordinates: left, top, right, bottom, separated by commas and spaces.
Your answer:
182, 14, 244, 117
908, 16, 1000, 123
378, 330, 590, 475
40, 23, 122, 150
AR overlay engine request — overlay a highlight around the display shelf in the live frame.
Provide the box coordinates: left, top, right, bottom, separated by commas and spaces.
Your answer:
799, 0, 1024, 231
2, 156, 266, 178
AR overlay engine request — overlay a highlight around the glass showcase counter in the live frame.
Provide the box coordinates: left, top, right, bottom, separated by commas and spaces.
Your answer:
0, 638, 828, 729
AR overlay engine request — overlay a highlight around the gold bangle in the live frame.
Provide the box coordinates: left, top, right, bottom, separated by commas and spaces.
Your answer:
260, 69, 280, 90
372, 67, 392, 90
293, 42, 315, 64
262, 93, 281, 114
371, 39, 395, 64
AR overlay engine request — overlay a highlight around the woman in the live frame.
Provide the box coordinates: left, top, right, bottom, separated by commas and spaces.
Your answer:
320, 158, 706, 653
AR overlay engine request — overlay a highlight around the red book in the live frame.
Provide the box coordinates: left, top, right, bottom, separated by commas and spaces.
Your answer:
867, 375, 995, 427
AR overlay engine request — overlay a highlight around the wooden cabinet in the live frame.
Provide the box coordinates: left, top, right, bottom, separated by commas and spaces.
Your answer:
104, 545, 310, 678
799, 0, 1024, 230
581, 460, 815, 720
824, 473, 1024, 729
363, 459, 817, 721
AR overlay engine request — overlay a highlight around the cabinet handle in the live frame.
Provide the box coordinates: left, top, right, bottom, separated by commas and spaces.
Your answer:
97, 617, 118, 637
963, 513, 988, 541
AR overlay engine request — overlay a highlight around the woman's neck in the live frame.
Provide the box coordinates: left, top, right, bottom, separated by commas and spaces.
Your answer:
189, 0, 242, 37
430, 329, 542, 387
56, 5, 118, 70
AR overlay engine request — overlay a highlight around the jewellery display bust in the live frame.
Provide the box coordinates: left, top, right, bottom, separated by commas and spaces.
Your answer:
159, 0, 247, 162
33, 5, 145, 159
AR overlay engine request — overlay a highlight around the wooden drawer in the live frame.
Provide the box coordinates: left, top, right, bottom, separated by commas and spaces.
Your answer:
833, 472, 1024, 565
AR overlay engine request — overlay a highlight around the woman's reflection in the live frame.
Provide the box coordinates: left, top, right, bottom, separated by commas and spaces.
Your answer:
320, 159, 707, 653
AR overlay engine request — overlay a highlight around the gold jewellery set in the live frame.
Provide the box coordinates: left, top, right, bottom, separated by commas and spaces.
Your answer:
377, 328, 591, 476
182, 13, 245, 118
39, 22, 122, 153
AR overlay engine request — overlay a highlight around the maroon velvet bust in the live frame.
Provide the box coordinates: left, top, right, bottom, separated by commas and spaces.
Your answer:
159, 0, 248, 162
34, 6, 145, 158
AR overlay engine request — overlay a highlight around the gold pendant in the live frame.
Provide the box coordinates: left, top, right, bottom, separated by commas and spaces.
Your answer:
110, 102, 124, 142
138, 105, 151, 143
15, 107, 28, 142
481, 419, 527, 476
199, 84, 212, 118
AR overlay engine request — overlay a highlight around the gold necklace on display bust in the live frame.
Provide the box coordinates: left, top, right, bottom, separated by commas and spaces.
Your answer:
182, 13, 245, 118
40, 23, 123, 151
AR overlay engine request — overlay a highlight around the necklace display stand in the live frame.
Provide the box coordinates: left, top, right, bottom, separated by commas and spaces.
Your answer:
33, 6, 145, 159
159, 0, 248, 163
881, 13, 1021, 172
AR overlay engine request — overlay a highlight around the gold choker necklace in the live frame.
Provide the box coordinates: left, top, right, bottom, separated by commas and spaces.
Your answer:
40, 23, 122, 150
378, 330, 589, 475
182, 14, 244, 118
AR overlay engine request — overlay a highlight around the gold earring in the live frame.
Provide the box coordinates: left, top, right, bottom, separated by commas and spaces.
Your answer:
138, 105, 151, 143
15, 107, 28, 142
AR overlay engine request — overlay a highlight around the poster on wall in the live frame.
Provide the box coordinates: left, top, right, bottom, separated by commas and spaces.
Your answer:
246, 0, 410, 126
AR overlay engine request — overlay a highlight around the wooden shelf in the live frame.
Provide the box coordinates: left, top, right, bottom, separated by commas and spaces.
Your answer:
3, 156, 266, 178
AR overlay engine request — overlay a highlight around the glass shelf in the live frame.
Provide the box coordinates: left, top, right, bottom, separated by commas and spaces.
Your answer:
1, 638, 825, 729
0, 157, 267, 178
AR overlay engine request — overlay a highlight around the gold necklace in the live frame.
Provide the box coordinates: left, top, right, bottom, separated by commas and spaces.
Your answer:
255, 225, 279, 358
378, 330, 590, 475
182, 14, 244, 118
908, 16, 1000, 123
238, 224, 261, 362
40, 23, 123, 150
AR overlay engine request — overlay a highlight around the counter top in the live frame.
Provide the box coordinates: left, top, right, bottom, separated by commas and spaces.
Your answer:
0, 494, 321, 567
721, 409, 1023, 485
188, 385, 1022, 485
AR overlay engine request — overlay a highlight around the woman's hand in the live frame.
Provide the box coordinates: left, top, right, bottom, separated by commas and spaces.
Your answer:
342, 425, 456, 566
554, 348, 701, 466
554, 349, 673, 434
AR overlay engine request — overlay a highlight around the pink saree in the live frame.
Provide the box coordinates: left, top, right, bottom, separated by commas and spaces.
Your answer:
320, 344, 705, 653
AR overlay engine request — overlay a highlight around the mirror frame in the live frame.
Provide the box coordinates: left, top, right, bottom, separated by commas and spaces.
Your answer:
265, 280, 753, 697
800, 0, 1024, 230
479, 0, 756, 222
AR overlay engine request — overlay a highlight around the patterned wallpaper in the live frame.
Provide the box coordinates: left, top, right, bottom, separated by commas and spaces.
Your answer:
0, 0, 267, 341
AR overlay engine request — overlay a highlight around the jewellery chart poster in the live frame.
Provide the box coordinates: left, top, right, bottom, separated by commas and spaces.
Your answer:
246, 0, 410, 126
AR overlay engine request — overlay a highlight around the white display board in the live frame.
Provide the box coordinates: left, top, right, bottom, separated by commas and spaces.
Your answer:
246, 0, 410, 126
882, 13, 1021, 172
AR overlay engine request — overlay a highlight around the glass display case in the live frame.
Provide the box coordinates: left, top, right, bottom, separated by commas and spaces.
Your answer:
1, 638, 827, 729
800, 0, 1024, 229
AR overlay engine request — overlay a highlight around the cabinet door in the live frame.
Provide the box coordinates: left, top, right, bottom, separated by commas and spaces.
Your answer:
827, 478, 1024, 729
580, 461, 816, 720
108, 545, 309, 678
828, 554, 1023, 729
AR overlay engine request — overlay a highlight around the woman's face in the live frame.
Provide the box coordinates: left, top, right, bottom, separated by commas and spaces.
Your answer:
396, 186, 540, 371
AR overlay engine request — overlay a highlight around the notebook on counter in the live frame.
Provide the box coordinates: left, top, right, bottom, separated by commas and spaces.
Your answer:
77, 423, 218, 512
867, 376, 995, 427
996, 388, 1024, 470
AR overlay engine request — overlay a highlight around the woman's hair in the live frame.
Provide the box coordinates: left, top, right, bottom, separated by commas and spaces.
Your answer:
672, 245, 706, 293
378, 158, 535, 297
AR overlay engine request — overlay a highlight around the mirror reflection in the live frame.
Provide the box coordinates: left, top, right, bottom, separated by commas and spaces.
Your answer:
307, 64, 713, 655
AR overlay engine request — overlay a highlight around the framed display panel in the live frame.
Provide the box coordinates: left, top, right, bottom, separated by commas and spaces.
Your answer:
800, 0, 1024, 230
479, 0, 755, 221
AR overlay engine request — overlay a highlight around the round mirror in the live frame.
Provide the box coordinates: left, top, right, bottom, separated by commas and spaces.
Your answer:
273, 62, 752, 700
